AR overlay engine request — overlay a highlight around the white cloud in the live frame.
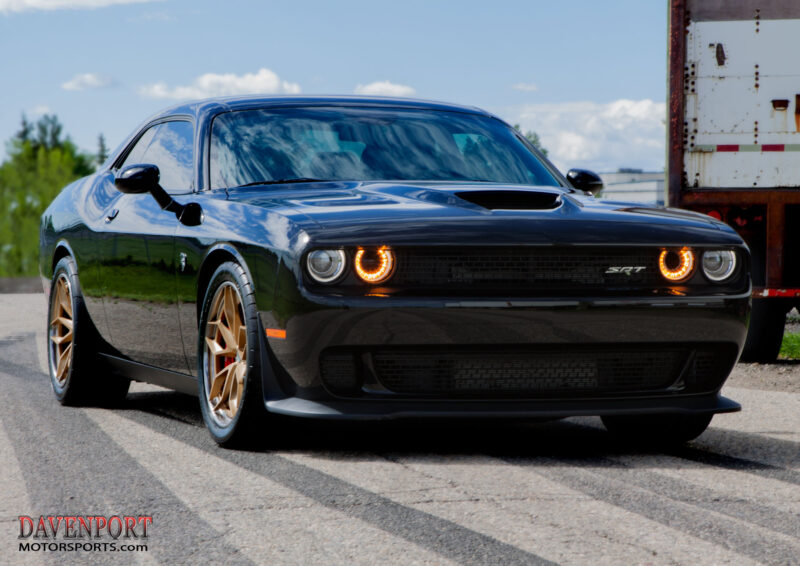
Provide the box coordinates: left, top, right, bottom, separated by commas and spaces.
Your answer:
512, 82, 539, 92
61, 72, 114, 91
508, 99, 666, 173
139, 68, 301, 100
31, 105, 50, 115
354, 81, 415, 97
0, 0, 157, 13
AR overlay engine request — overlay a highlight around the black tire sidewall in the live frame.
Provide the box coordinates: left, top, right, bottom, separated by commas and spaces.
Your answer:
740, 241, 787, 363
602, 413, 713, 444
740, 300, 786, 363
197, 262, 264, 445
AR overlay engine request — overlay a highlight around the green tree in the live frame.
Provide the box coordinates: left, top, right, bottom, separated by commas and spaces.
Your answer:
513, 124, 549, 157
16, 114, 33, 143
34, 114, 64, 151
0, 114, 93, 276
96, 133, 109, 168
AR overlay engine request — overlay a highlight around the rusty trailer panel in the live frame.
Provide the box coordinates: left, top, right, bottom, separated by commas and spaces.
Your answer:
670, 0, 800, 196
684, 17, 800, 187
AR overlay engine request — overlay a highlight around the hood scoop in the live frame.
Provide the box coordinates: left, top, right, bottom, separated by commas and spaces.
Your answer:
455, 190, 561, 210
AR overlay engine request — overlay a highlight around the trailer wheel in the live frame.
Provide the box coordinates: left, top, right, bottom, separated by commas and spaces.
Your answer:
739, 300, 786, 363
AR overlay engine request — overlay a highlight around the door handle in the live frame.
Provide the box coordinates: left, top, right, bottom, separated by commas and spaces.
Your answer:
105, 209, 119, 223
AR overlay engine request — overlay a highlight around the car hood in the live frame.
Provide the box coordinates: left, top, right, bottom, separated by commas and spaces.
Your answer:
227, 181, 742, 247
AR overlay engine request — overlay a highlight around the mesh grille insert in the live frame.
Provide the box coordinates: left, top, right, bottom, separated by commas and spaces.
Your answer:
392, 247, 661, 290
370, 348, 684, 396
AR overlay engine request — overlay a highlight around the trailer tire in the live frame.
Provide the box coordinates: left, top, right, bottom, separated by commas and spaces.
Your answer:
740, 299, 786, 363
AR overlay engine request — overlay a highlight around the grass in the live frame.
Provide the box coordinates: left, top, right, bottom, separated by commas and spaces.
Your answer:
780, 332, 800, 359
780, 311, 800, 359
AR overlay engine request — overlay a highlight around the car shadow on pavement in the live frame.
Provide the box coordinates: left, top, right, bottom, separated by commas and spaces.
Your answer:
120, 388, 800, 474
121, 389, 632, 456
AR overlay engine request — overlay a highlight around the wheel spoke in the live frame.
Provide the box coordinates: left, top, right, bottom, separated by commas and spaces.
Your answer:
228, 362, 246, 415
54, 315, 73, 330
54, 280, 64, 310
51, 329, 73, 345
223, 286, 237, 329
236, 324, 247, 360
205, 335, 235, 357
59, 281, 72, 317
211, 365, 236, 413
55, 342, 72, 383
209, 364, 231, 400
209, 354, 239, 414
217, 323, 238, 355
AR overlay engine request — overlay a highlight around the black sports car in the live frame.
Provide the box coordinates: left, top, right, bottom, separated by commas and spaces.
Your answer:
40, 96, 750, 446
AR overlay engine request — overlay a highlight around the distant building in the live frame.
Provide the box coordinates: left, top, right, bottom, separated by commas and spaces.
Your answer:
596, 170, 665, 206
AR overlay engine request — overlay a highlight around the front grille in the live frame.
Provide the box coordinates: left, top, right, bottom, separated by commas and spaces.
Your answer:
318, 344, 736, 399
372, 348, 682, 395
392, 247, 661, 291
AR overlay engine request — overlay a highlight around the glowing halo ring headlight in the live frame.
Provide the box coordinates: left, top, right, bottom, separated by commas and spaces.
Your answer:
306, 249, 347, 284
702, 249, 737, 282
658, 247, 695, 282
354, 247, 396, 284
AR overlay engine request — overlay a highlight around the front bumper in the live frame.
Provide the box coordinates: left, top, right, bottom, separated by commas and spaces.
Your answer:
260, 292, 749, 418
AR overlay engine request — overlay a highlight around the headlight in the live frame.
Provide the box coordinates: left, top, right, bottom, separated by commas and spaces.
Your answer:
306, 249, 346, 283
354, 247, 395, 284
659, 247, 695, 282
702, 250, 736, 282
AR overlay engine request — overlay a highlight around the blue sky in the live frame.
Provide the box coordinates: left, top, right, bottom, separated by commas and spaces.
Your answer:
0, 0, 668, 173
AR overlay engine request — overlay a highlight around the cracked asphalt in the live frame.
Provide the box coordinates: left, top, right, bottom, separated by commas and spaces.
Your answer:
0, 293, 798, 565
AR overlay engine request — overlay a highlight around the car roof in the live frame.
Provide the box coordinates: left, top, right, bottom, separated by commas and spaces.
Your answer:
149, 95, 495, 122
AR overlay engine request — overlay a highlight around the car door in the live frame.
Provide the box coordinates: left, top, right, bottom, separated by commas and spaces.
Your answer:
102, 119, 194, 373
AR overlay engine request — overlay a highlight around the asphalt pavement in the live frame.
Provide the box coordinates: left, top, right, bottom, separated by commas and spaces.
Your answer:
0, 293, 798, 565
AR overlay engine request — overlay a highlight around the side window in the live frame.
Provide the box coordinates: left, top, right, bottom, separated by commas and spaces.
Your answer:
142, 121, 194, 194
120, 126, 157, 169
121, 121, 194, 194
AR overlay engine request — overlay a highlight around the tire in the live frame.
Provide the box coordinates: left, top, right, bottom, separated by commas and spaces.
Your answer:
198, 261, 267, 447
601, 413, 713, 445
48, 256, 130, 406
739, 299, 786, 363
739, 240, 786, 363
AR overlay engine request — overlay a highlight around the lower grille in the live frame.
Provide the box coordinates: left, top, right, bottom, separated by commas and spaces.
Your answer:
372, 349, 682, 395
319, 344, 736, 399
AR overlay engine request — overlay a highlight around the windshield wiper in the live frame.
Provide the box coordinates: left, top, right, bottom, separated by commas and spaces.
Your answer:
235, 178, 329, 188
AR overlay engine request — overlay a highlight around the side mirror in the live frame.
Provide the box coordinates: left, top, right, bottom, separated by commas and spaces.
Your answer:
115, 164, 160, 194
114, 163, 203, 226
178, 202, 203, 227
567, 169, 604, 196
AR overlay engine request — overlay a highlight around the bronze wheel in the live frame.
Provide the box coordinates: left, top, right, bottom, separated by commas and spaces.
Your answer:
198, 261, 268, 447
49, 273, 74, 387
203, 281, 247, 426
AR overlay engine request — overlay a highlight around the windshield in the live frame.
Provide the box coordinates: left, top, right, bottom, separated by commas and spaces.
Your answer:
209, 106, 560, 189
